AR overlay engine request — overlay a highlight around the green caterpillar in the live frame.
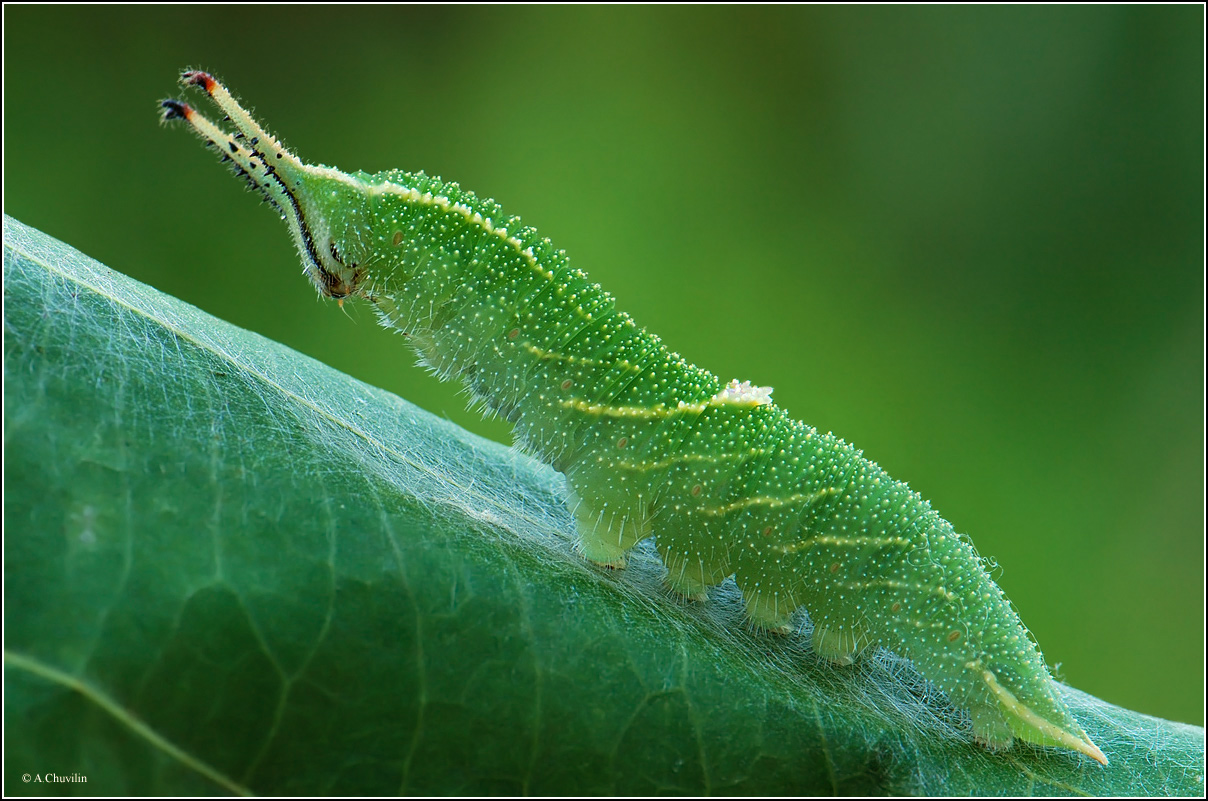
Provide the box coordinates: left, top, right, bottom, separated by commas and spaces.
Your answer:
161, 70, 1106, 765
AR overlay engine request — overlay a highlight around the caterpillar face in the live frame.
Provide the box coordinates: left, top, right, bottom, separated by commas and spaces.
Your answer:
297, 180, 373, 302
162, 69, 1107, 766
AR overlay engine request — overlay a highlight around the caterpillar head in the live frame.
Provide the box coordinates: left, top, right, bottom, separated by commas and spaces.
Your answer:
161, 71, 371, 303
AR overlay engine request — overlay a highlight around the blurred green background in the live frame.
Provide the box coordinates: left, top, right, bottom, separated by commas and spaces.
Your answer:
5, 6, 1202, 727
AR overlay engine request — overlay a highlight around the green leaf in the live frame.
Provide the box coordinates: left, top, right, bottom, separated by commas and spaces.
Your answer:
4, 215, 1203, 796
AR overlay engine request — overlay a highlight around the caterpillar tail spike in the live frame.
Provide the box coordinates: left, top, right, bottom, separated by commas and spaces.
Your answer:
162, 70, 1107, 766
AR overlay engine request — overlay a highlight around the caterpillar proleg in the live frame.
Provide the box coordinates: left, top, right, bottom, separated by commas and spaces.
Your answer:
161, 70, 1107, 765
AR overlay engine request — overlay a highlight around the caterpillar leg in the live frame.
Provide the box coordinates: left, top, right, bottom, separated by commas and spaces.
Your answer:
568, 488, 648, 568
970, 703, 1015, 751
661, 562, 709, 601
656, 539, 728, 601
742, 589, 798, 635
811, 624, 868, 666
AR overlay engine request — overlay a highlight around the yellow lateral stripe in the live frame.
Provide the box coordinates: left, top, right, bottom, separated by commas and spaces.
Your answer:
836, 578, 956, 602
602, 448, 758, 472
520, 342, 646, 373
771, 534, 913, 555
699, 487, 840, 517
561, 398, 707, 419
523, 342, 600, 366
561, 387, 775, 419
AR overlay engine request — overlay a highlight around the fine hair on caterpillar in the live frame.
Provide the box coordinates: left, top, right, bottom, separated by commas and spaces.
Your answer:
161, 69, 1107, 766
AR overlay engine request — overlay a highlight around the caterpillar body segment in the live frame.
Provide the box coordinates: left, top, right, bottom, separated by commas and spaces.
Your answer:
162, 71, 1106, 766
